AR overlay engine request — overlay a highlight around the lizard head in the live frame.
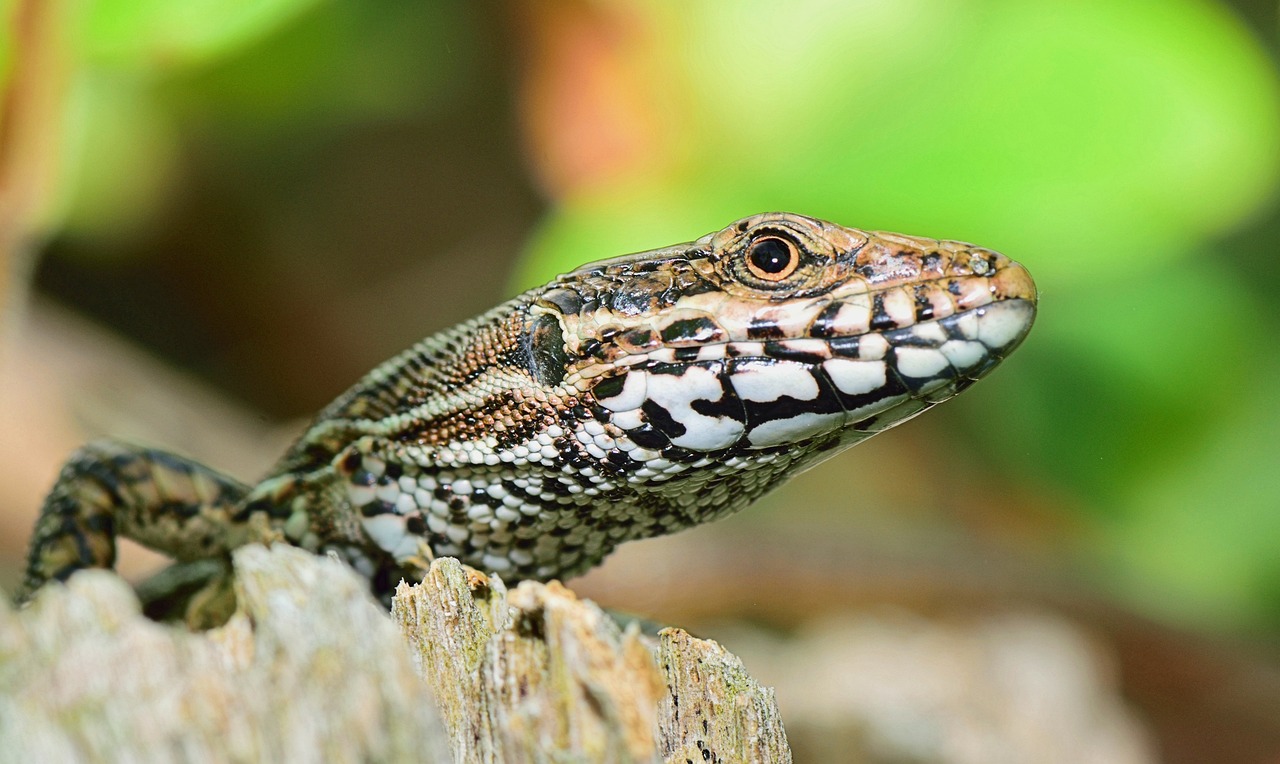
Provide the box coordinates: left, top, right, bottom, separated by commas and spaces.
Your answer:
528, 212, 1036, 460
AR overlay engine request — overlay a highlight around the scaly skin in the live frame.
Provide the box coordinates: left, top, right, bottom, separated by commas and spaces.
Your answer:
17, 213, 1037, 607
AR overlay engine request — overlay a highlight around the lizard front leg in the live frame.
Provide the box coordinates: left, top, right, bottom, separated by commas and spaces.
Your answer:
16, 440, 251, 603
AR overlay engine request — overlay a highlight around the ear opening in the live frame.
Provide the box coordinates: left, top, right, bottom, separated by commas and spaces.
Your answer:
523, 312, 569, 387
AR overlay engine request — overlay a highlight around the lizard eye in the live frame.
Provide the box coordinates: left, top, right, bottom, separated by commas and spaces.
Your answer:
745, 235, 800, 282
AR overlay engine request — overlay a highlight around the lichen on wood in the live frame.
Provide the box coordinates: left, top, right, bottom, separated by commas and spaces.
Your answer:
1, 545, 791, 763
0, 544, 450, 762
392, 556, 791, 763
657, 628, 793, 764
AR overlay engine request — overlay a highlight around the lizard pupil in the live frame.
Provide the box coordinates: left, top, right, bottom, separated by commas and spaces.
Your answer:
746, 236, 798, 280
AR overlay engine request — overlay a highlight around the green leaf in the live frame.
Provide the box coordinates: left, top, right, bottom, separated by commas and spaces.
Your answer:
166, 2, 462, 132
1100, 369, 1280, 629
83, 0, 322, 70
55, 76, 180, 242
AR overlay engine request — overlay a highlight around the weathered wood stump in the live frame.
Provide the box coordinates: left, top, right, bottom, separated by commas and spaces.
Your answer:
0, 545, 790, 763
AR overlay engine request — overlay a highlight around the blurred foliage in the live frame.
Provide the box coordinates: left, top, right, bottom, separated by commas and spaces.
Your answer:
81, 0, 319, 69
7, 0, 1280, 635
520, 0, 1278, 285
54, 0, 466, 241
1111, 356, 1280, 625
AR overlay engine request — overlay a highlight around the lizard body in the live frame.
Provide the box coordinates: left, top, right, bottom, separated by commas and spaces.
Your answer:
17, 213, 1036, 608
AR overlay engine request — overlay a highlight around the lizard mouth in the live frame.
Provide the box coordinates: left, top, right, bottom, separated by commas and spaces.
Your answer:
583, 297, 1036, 452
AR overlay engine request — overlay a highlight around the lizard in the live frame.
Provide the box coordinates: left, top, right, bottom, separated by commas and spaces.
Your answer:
15, 212, 1037, 616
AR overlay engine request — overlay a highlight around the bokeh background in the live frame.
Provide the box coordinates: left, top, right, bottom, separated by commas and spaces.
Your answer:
2, 1, 1278, 761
